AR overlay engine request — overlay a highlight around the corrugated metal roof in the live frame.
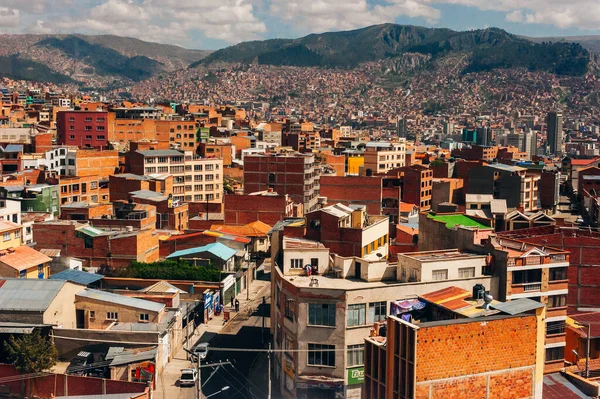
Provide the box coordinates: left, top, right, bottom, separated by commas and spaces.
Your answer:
166, 242, 237, 261
490, 298, 545, 315
110, 347, 157, 367
0, 246, 52, 271
49, 269, 104, 286
0, 279, 66, 312
140, 281, 184, 294
76, 225, 107, 237
76, 289, 165, 313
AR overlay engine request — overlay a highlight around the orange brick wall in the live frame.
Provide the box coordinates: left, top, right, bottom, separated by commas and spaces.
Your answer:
488, 369, 533, 399
76, 150, 119, 180
416, 316, 537, 382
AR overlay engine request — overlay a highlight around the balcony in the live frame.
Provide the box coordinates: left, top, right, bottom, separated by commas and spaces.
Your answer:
522, 282, 542, 292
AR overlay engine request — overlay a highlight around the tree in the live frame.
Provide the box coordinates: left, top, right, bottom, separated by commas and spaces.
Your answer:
3, 330, 58, 374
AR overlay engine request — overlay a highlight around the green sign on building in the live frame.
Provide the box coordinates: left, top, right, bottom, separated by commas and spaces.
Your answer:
347, 367, 364, 385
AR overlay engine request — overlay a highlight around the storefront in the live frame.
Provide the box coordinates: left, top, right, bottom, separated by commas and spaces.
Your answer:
296, 376, 344, 399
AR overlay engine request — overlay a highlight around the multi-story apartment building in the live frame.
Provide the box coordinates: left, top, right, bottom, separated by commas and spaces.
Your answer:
394, 164, 433, 210
485, 236, 569, 373
54, 175, 109, 205
22, 146, 76, 176
156, 120, 197, 150
304, 203, 389, 259
56, 111, 109, 149
270, 243, 497, 399
127, 149, 223, 204
467, 163, 540, 212
243, 152, 320, 213
363, 140, 406, 174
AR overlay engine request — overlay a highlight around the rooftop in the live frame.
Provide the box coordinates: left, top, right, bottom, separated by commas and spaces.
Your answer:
210, 221, 272, 237
399, 249, 487, 262
166, 242, 237, 261
427, 213, 491, 230
49, 269, 103, 286
0, 279, 68, 312
283, 236, 326, 250
76, 289, 165, 313
0, 246, 52, 271
0, 220, 21, 232
136, 150, 183, 157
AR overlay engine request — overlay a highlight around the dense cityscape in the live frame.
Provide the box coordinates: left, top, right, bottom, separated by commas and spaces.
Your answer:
0, 11, 600, 399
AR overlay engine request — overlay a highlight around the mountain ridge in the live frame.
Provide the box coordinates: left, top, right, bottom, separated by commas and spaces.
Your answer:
194, 24, 590, 76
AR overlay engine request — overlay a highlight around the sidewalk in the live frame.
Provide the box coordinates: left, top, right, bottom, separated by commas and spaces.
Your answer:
154, 277, 271, 399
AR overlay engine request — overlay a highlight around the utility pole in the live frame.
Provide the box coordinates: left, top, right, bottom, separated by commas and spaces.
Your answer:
262, 296, 266, 345
586, 322, 591, 379
197, 355, 202, 399
268, 343, 272, 399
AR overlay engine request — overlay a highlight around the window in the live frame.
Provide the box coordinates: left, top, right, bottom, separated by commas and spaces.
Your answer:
268, 173, 276, 183
69, 135, 75, 140
89, 311, 95, 318
548, 295, 567, 308
85, 135, 92, 140
512, 269, 542, 284
14, 230, 19, 239
139, 314, 149, 322
432, 269, 448, 281
85, 126, 92, 131
545, 347, 564, 362
97, 118, 105, 122
307, 343, 335, 367
96, 126, 105, 131
3, 232, 10, 241
284, 296, 294, 320
347, 344, 364, 367
157, 157, 168, 163
308, 303, 336, 327
290, 259, 303, 269
84, 117, 92, 122
347, 304, 366, 327
96, 135, 105, 140
549, 267, 568, 281
546, 321, 566, 335
368, 302, 386, 323
69, 126, 74, 131
106, 312, 118, 321
458, 267, 475, 278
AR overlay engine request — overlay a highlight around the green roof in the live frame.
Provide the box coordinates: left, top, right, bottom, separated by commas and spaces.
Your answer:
428, 213, 490, 229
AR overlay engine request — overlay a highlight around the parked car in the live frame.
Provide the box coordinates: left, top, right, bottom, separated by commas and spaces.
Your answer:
179, 368, 198, 387
66, 351, 95, 375
193, 342, 209, 361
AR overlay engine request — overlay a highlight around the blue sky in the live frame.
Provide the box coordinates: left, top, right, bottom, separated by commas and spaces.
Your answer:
2, 0, 600, 50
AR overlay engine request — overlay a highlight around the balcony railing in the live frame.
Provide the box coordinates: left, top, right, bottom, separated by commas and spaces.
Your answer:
522, 282, 542, 292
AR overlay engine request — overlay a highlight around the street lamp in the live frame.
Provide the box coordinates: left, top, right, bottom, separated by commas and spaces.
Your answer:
205, 386, 230, 398
574, 321, 591, 379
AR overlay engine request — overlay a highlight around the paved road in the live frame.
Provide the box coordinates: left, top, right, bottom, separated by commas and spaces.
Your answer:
201, 281, 280, 399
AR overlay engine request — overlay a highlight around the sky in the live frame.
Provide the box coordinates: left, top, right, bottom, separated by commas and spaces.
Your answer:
2, 0, 600, 50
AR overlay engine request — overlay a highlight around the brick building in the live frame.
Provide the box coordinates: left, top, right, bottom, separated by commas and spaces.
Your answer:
499, 225, 600, 310
363, 140, 406, 174
33, 220, 159, 269
364, 287, 545, 399
243, 152, 320, 213
304, 203, 389, 259
74, 149, 119, 180
223, 191, 296, 226
156, 120, 196, 150
109, 174, 173, 202
126, 149, 223, 204
386, 165, 433, 211
320, 176, 383, 216
50, 175, 109, 205
57, 111, 109, 149
198, 141, 234, 166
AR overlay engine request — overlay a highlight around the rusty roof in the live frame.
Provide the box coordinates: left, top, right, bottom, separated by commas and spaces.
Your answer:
0, 246, 52, 271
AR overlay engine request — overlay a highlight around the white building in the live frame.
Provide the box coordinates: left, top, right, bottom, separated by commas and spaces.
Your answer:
363, 139, 406, 174
22, 147, 76, 176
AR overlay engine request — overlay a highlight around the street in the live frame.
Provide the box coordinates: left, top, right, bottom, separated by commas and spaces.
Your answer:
200, 280, 280, 399
154, 277, 275, 399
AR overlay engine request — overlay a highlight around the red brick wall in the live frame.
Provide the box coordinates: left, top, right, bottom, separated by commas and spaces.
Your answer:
0, 364, 148, 398
57, 111, 109, 148
224, 194, 290, 225
416, 316, 537, 381
319, 176, 382, 215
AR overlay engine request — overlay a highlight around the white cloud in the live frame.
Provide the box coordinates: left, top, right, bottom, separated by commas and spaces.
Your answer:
0, 7, 19, 29
433, 0, 600, 30
505, 10, 522, 22
269, 0, 440, 33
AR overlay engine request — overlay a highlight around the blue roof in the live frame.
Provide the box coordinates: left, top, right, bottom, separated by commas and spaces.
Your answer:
3, 144, 23, 153
49, 269, 104, 286
166, 242, 236, 261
